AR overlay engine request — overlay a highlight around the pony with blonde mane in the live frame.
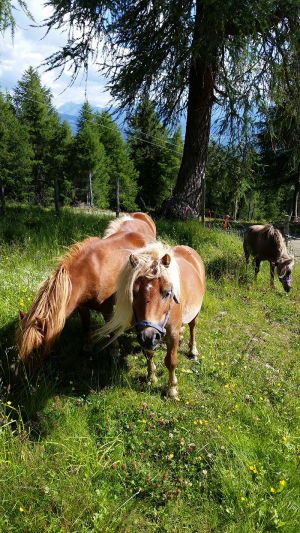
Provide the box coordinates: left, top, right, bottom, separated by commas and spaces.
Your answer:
97, 241, 205, 397
243, 224, 294, 292
17, 212, 156, 363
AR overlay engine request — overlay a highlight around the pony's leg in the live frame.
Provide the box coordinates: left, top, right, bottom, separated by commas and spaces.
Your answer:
78, 306, 92, 353
188, 316, 198, 360
270, 262, 275, 288
179, 325, 185, 346
254, 258, 261, 278
165, 333, 179, 398
145, 351, 158, 384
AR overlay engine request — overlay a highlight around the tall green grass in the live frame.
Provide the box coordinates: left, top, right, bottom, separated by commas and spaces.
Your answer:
0, 206, 299, 532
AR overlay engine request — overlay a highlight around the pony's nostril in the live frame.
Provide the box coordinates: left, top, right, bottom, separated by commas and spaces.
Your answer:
155, 332, 160, 341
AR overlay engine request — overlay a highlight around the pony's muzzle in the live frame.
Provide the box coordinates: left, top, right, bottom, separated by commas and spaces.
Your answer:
138, 327, 162, 350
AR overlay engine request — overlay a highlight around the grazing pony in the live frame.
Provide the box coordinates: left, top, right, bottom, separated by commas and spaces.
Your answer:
243, 224, 294, 292
97, 242, 205, 398
17, 213, 156, 363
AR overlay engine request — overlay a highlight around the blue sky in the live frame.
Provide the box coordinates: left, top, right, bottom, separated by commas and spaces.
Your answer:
0, 0, 112, 109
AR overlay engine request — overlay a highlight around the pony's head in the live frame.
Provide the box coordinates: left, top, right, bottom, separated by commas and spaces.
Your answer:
130, 251, 180, 350
96, 242, 180, 348
277, 256, 294, 293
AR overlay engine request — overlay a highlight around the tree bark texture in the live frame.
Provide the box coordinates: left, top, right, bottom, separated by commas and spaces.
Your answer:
160, 2, 216, 219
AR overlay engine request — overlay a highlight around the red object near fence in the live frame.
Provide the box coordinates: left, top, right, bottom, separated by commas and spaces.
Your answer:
223, 214, 230, 231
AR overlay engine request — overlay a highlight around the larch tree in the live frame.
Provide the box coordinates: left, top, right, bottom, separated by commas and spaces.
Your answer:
44, 0, 300, 219
0, 0, 30, 35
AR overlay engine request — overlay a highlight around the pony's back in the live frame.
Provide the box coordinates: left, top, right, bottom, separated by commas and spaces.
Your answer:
244, 224, 287, 262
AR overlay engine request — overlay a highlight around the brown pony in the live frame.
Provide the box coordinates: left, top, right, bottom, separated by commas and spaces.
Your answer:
243, 224, 294, 292
97, 242, 205, 398
17, 213, 156, 362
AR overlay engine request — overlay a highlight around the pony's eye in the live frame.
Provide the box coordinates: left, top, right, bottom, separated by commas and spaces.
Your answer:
162, 289, 172, 299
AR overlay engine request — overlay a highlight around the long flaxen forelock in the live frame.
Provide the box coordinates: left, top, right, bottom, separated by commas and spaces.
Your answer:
17, 239, 91, 360
97, 242, 181, 345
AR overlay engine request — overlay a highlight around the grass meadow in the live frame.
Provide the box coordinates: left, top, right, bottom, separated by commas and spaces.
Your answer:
0, 206, 299, 532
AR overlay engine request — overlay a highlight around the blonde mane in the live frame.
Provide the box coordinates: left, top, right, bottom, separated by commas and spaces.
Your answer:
17, 237, 96, 360
97, 241, 180, 344
103, 215, 134, 238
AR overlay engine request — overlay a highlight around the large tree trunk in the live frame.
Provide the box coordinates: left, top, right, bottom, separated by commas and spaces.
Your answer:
291, 165, 300, 221
160, 3, 216, 219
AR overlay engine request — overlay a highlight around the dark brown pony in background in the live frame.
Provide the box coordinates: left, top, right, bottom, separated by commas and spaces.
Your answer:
17, 213, 156, 363
97, 242, 205, 398
243, 224, 294, 292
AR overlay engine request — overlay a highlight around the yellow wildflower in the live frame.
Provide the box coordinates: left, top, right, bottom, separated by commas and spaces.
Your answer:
168, 453, 174, 460
240, 496, 246, 502
7, 401, 11, 406
279, 479, 286, 488
270, 487, 276, 493
19, 507, 25, 513
249, 465, 257, 474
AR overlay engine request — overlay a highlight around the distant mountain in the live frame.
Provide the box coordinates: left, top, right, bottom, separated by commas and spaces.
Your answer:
59, 113, 78, 133
57, 101, 186, 136
57, 102, 127, 134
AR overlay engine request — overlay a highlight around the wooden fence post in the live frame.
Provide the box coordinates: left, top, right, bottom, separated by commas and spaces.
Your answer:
284, 215, 290, 244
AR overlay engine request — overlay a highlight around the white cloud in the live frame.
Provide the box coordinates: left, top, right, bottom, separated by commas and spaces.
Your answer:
0, 0, 112, 108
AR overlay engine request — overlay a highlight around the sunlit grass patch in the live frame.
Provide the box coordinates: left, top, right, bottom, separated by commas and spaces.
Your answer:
0, 206, 299, 531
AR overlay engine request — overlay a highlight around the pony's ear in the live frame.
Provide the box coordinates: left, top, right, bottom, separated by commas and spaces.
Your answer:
173, 293, 180, 304
129, 254, 139, 268
19, 310, 26, 320
161, 254, 171, 268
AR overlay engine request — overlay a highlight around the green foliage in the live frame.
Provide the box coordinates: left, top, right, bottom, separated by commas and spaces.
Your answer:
0, 93, 33, 206
0, 0, 31, 35
72, 102, 109, 208
95, 111, 138, 211
127, 98, 183, 209
0, 206, 299, 531
13, 67, 70, 206
44, 0, 299, 218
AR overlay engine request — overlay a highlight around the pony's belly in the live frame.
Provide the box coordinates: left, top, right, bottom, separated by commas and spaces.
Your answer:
182, 302, 202, 325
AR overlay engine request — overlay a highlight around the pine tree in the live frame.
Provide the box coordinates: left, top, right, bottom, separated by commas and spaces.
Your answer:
95, 111, 137, 211
72, 102, 109, 208
47, 116, 73, 215
0, 92, 32, 209
45, 0, 299, 219
127, 98, 176, 209
13, 67, 57, 205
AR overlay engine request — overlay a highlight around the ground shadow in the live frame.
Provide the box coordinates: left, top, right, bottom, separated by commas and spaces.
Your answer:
0, 313, 132, 438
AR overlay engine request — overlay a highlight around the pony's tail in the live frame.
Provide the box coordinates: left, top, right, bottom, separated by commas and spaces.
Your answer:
17, 266, 72, 362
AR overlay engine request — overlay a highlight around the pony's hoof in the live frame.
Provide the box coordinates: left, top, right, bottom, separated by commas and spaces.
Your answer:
148, 374, 158, 385
187, 354, 198, 361
167, 386, 178, 399
187, 347, 198, 361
